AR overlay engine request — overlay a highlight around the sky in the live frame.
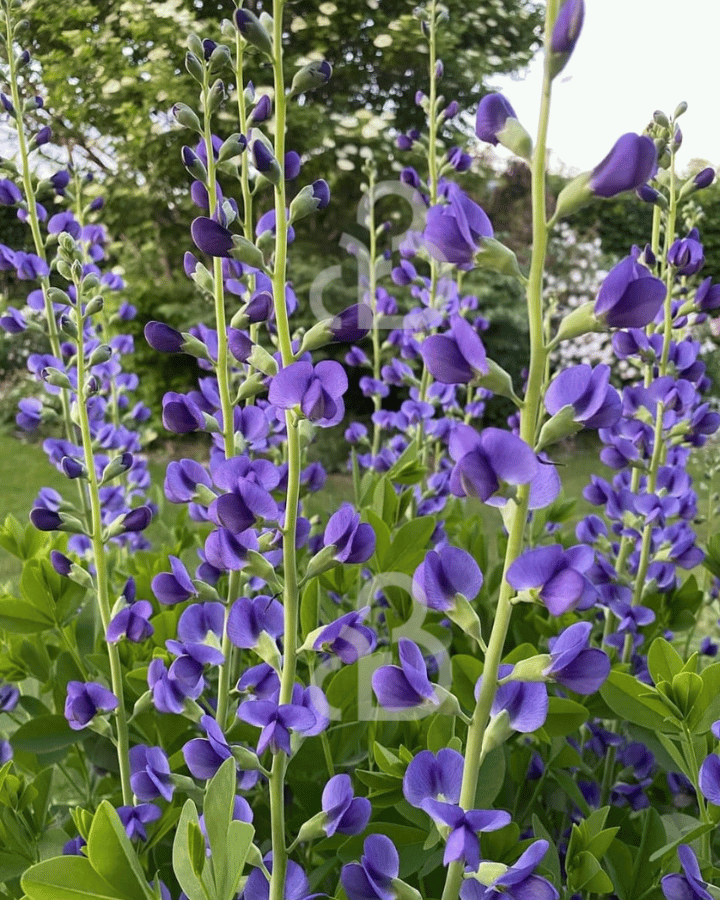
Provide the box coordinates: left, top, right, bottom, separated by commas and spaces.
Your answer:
491, 0, 718, 174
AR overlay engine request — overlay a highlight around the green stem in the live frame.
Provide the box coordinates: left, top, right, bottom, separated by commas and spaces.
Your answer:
72, 281, 132, 806
439, 17, 554, 900
267, 5, 303, 899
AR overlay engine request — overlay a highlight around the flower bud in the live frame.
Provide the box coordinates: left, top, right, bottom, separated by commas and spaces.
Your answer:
205, 79, 226, 116
289, 180, 331, 224
217, 133, 247, 163
208, 43, 232, 75
100, 452, 133, 484
248, 94, 272, 126
187, 33, 204, 58
230, 235, 267, 270
88, 344, 112, 367
475, 93, 531, 160
173, 103, 202, 133
181, 146, 207, 181
289, 60, 332, 98
549, 0, 584, 79
85, 295, 104, 315
185, 51, 204, 83
61, 456, 87, 479
234, 8, 273, 56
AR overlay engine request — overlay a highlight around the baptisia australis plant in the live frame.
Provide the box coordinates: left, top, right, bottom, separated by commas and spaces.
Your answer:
3, 0, 720, 898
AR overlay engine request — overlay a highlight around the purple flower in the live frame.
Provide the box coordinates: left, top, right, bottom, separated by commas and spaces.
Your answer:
237, 696, 318, 755
145, 321, 185, 353
0, 306, 27, 334
668, 228, 704, 276
148, 659, 187, 714
595, 254, 666, 328
412, 547, 483, 611
699, 753, 720, 806
545, 364, 621, 429
162, 392, 207, 433
164, 459, 213, 503
550, 0, 584, 76
421, 801, 511, 870
341, 834, 399, 900
191, 217, 234, 257
448, 425, 537, 506
106, 600, 154, 643
204, 527, 259, 571
475, 93, 518, 145
312, 607, 377, 664
209, 455, 279, 534
322, 774, 371, 836
590, 134, 657, 198
152, 556, 197, 605
269, 360, 348, 427
0, 683, 19, 712
403, 748, 464, 808
424, 183, 493, 268
183, 715, 234, 779
506, 544, 594, 615
372, 639, 439, 711
661, 845, 712, 900
64, 681, 118, 730
421, 316, 488, 384
460, 840, 558, 900
480, 664, 549, 734
545, 622, 610, 694
116, 804, 161, 841
0, 179, 22, 205
129, 745, 175, 802
178, 602, 224, 644
243, 855, 319, 900
324, 504, 376, 563
227, 595, 284, 649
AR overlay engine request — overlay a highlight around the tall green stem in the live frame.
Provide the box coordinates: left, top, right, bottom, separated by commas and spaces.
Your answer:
439, 16, 555, 900
267, 5, 303, 899
72, 280, 132, 805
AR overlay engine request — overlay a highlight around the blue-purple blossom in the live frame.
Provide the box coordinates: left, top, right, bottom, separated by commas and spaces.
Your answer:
590, 134, 657, 198
269, 360, 348, 427
209, 455, 280, 534
506, 544, 594, 615
403, 748, 464, 808
421, 801, 511, 870
545, 622, 610, 694
191, 216, 234, 257
237, 694, 320, 755
595, 254, 666, 328
106, 600, 154, 643
152, 556, 197, 605
312, 606, 377, 664
448, 425, 537, 505
116, 804, 162, 841
322, 774, 371, 836
545, 364, 621, 429
162, 392, 207, 433
668, 228, 704, 275
421, 315, 488, 384
699, 752, 720, 806
460, 840, 558, 900
475, 93, 518, 145
423, 183, 493, 269
549, 0, 584, 76
323, 504, 376, 563
129, 745, 175, 802
227, 595, 284, 649
341, 834, 399, 900
480, 664, 549, 733
64, 681, 118, 730
371, 639, 439, 711
661, 845, 712, 900
183, 715, 235, 779
144, 321, 185, 353
242, 855, 319, 900
178, 602, 224, 644
412, 546, 483, 611
0, 683, 19, 712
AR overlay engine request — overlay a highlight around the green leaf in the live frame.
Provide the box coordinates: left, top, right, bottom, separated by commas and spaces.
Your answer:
473, 746, 505, 808
87, 800, 155, 900
451, 654, 483, 710
384, 517, 435, 574
567, 850, 613, 894
365, 510, 391, 571
203, 758, 254, 900
531, 815, 561, 886
12, 715, 84, 755
0, 596, 54, 634
373, 742, 405, 776
426, 713, 454, 753
173, 799, 212, 900
671, 671, 703, 717
21, 856, 127, 900
300, 578, 321, 641
600, 669, 680, 732
649, 821, 716, 864
542, 697, 588, 738
647, 637, 683, 685
373, 476, 398, 526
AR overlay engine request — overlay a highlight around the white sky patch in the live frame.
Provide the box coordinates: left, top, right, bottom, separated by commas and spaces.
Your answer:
491, 0, 719, 173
